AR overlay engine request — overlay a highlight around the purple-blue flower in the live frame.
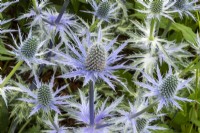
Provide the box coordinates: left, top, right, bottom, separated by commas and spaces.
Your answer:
17, 75, 71, 116
54, 28, 128, 90
136, 66, 193, 112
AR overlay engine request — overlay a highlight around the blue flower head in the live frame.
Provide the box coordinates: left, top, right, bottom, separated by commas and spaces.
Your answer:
54, 28, 128, 90
84, 0, 120, 22
173, 0, 200, 20
136, 66, 193, 112
17, 75, 71, 117
8, 27, 54, 69
17, 0, 49, 27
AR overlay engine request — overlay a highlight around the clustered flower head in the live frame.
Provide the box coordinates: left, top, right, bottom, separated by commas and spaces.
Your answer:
17, 75, 71, 116
136, 66, 193, 112
84, 0, 120, 23
136, 0, 177, 21
8, 28, 54, 69
54, 28, 128, 90
173, 0, 200, 20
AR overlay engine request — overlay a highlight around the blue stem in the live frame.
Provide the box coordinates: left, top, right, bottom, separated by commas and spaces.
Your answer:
55, 0, 70, 24
89, 81, 95, 126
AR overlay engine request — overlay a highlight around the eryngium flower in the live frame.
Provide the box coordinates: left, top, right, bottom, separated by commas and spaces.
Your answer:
84, 0, 119, 22
8, 28, 54, 68
17, 75, 71, 116
136, 0, 176, 20
41, 8, 83, 43
54, 28, 128, 90
114, 99, 165, 133
0, 0, 18, 12
17, 0, 49, 27
65, 90, 123, 133
173, 0, 200, 20
136, 66, 193, 112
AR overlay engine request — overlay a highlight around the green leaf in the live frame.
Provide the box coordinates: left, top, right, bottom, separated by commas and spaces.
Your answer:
172, 23, 196, 44
0, 97, 9, 133
71, 0, 80, 13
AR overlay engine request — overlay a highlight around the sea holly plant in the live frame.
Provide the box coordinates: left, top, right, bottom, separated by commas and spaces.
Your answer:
0, 0, 200, 132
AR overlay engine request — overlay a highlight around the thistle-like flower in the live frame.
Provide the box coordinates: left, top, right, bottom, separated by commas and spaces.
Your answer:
136, 0, 176, 20
0, 0, 18, 12
43, 114, 70, 133
84, 0, 120, 22
65, 90, 123, 133
54, 28, 128, 90
8, 28, 54, 69
17, 0, 49, 27
114, 99, 165, 133
41, 8, 83, 43
173, 0, 200, 20
135, 66, 193, 112
17, 75, 71, 116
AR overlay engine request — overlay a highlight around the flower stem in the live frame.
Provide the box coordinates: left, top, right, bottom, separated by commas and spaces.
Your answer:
18, 118, 32, 133
129, 101, 158, 119
31, 0, 37, 11
0, 61, 23, 89
55, 0, 70, 24
89, 81, 95, 126
149, 19, 156, 41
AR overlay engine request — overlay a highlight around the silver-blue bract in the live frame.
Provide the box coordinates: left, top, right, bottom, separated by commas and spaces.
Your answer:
114, 99, 165, 133
173, 0, 200, 20
135, 66, 193, 112
54, 28, 128, 90
136, 0, 176, 21
17, 75, 71, 117
66, 90, 123, 133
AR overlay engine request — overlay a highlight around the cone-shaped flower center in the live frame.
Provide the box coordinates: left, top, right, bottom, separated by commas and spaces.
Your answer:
160, 75, 178, 98
85, 44, 106, 71
136, 118, 147, 132
174, 0, 185, 9
96, 2, 110, 19
150, 0, 163, 14
38, 85, 52, 106
21, 37, 38, 58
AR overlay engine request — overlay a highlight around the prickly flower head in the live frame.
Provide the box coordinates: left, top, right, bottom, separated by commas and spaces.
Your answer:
150, 0, 163, 14
136, 0, 176, 21
96, 1, 110, 19
54, 28, 128, 90
85, 44, 107, 71
17, 75, 71, 116
9, 28, 54, 69
136, 66, 193, 112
